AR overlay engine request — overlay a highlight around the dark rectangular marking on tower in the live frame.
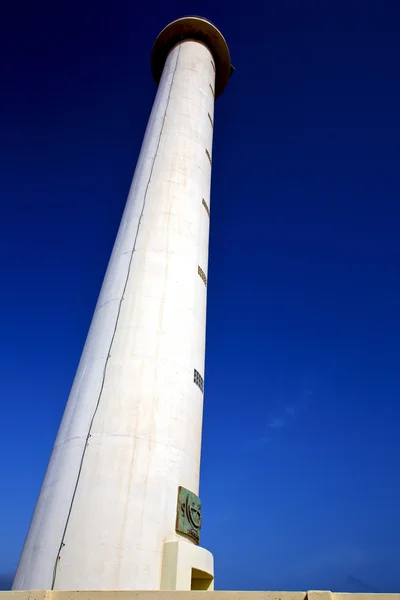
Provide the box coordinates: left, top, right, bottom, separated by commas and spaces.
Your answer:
202, 198, 210, 217
194, 369, 204, 393
198, 265, 207, 286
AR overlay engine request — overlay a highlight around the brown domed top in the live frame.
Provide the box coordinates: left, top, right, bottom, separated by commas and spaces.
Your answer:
151, 16, 233, 98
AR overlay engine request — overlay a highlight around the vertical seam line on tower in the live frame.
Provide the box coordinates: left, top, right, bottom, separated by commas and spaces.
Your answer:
50, 44, 183, 591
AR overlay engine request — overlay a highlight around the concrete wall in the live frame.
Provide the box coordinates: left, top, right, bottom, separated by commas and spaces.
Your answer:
13, 38, 216, 592
1, 591, 399, 600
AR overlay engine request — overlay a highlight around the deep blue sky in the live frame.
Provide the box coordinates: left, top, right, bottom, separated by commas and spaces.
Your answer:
1, 0, 400, 592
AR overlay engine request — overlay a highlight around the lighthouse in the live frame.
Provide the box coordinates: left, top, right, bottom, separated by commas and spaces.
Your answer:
13, 16, 232, 592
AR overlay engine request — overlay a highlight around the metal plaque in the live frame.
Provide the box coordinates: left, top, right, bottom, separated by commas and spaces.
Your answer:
176, 486, 202, 544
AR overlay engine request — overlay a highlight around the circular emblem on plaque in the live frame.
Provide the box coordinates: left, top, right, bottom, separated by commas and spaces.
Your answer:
186, 495, 201, 531
176, 486, 202, 544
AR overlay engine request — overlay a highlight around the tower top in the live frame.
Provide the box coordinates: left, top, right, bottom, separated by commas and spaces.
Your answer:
151, 16, 233, 98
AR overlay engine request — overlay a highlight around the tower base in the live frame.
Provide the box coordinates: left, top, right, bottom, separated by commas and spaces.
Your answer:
160, 541, 214, 590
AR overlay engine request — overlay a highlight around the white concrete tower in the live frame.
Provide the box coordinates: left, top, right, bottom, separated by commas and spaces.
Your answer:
13, 16, 232, 593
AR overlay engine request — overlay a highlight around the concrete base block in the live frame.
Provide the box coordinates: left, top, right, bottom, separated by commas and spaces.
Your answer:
308, 592, 333, 600
160, 541, 214, 590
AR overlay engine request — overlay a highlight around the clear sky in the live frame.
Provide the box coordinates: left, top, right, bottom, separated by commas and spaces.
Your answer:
1, 0, 400, 593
